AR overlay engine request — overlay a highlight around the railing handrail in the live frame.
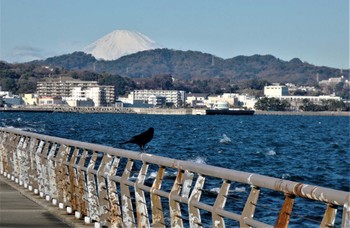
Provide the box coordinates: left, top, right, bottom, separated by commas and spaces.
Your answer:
0, 127, 349, 227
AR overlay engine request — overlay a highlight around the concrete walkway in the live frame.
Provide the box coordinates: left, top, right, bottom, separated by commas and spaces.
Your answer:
0, 175, 90, 227
0, 175, 70, 227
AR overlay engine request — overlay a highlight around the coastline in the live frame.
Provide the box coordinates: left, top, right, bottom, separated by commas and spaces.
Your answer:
254, 110, 350, 116
0, 107, 349, 116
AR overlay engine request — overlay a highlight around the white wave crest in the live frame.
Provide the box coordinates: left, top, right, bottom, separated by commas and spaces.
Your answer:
210, 187, 220, 194
266, 150, 276, 156
230, 187, 246, 193
189, 156, 207, 164
220, 134, 232, 144
282, 173, 291, 179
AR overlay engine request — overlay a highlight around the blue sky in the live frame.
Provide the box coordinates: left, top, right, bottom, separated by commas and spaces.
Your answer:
0, 0, 349, 68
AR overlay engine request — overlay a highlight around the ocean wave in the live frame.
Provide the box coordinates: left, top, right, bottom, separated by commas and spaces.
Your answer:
266, 150, 277, 156
188, 156, 207, 164
219, 134, 232, 144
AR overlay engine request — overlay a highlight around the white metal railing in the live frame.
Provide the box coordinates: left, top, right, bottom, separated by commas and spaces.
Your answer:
0, 127, 349, 227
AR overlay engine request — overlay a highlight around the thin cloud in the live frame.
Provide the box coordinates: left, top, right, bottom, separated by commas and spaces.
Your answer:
3, 46, 53, 63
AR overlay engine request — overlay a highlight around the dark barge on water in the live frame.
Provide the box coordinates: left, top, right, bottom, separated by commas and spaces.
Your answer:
205, 109, 255, 115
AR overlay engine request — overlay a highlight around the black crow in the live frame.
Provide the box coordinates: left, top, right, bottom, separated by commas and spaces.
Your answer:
120, 127, 154, 151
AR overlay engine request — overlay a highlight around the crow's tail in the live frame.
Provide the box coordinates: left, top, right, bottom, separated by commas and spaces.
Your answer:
119, 140, 130, 145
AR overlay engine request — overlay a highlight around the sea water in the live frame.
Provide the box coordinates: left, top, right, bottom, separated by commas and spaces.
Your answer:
0, 112, 349, 227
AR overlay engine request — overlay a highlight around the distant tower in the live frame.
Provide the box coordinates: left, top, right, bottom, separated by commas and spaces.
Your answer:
126, 67, 129, 74
316, 73, 319, 83
93, 62, 96, 72
211, 55, 215, 66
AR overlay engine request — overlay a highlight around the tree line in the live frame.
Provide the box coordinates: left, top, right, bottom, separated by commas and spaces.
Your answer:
0, 61, 269, 96
254, 97, 349, 111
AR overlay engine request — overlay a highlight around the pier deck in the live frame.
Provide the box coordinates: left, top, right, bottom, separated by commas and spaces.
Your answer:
0, 175, 88, 227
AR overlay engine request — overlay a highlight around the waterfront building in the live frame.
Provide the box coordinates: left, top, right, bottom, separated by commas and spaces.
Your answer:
148, 95, 166, 107
38, 96, 62, 106
263, 85, 342, 110
186, 93, 209, 108
100, 85, 116, 106
0, 87, 24, 107
264, 85, 289, 98
128, 89, 185, 107
37, 79, 99, 97
207, 94, 237, 108
236, 94, 257, 110
0, 88, 12, 97
22, 93, 38, 105
36, 79, 115, 106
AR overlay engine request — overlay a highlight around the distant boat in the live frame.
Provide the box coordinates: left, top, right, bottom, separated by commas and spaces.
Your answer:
206, 102, 255, 115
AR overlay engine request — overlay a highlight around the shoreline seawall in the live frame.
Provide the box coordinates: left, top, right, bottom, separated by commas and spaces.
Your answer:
0, 107, 349, 116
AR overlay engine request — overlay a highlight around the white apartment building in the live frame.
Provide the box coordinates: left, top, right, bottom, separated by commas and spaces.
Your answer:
148, 95, 166, 107
263, 85, 342, 107
38, 96, 62, 106
186, 93, 209, 108
264, 85, 289, 97
64, 87, 101, 107
37, 79, 115, 106
281, 94, 341, 103
128, 90, 185, 107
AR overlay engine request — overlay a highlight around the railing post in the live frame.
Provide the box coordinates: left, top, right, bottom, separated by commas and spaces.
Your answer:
106, 157, 123, 227
47, 142, 58, 200
30, 139, 41, 192
3, 132, 12, 176
97, 155, 122, 227
27, 137, 39, 190
212, 180, 231, 227
240, 185, 260, 227
86, 152, 100, 222
189, 174, 205, 228
16, 136, 28, 185
21, 136, 31, 187
151, 166, 166, 227
120, 159, 136, 227
274, 193, 295, 228
55, 144, 70, 206
169, 169, 185, 227
12, 134, 21, 180
67, 148, 79, 211
320, 204, 338, 227
5, 133, 18, 179
135, 162, 150, 228
35, 140, 46, 195
182, 170, 194, 199
342, 194, 350, 228
0, 131, 7, 174
75, 149, 89, 217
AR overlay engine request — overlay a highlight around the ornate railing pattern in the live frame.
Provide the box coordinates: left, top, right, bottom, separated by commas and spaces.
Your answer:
0, 127, 349, 227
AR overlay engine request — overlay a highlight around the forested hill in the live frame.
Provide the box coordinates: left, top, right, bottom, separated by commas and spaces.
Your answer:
31, 49, 345, 85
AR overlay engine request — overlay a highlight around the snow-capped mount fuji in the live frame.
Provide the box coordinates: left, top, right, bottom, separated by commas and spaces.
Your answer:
83, 30, 162, 60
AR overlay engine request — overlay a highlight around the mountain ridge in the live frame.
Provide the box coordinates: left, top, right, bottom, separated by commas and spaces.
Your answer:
31, 49, 346, 85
